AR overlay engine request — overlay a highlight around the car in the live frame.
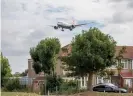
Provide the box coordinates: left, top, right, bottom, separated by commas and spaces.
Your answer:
92, 83, 127, 93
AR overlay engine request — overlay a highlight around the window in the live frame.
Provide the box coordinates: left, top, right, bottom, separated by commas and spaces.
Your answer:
94, 85, 105, 89
105, 86, 113, 91
82, 77, 84, 86
30, 61, 33, 69
121, 59, 128, 69
97, 76, 103, 84
93, 85, 105, 91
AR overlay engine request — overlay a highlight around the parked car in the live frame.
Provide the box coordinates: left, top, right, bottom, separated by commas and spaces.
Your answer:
92, 83, 127, 93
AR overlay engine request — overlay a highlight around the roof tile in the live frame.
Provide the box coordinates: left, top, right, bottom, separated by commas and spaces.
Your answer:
60, 45, 133, 59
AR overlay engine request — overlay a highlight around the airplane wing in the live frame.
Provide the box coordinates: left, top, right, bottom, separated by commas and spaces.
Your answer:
47, 25, 55, 27
74, 23, 88, 27
74, 22, 94, 27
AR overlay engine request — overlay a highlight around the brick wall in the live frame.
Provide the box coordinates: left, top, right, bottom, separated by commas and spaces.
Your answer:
27, 59, 37, 78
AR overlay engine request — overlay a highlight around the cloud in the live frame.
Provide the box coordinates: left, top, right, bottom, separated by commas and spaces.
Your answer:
127, 0, 133, 8
111, 10, 133, 24
2, 0, 133, 73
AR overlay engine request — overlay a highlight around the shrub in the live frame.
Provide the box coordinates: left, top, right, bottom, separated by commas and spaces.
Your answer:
41, 74, 63, 94
4, 78, 26, 91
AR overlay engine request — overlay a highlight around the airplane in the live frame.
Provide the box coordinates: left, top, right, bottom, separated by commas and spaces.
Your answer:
49, 20, 92, 31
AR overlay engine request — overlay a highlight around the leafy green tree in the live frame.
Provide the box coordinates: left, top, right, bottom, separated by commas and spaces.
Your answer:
60, 27, 116, 91
13, 72, 21, 77
30, 37, 61, 75
1, 52, 12, 87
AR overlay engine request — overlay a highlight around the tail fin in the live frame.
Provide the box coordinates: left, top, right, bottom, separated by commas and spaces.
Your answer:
71, 17, 75, 25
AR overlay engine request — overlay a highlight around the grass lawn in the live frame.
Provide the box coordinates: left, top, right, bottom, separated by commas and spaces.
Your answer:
1, 92, 40, 96
96, 92, 133, 96
1, 92, 133, 96
72, 91, 133, 96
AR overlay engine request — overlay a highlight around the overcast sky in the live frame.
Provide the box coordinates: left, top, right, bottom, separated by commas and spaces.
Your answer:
1, 0, 133, 74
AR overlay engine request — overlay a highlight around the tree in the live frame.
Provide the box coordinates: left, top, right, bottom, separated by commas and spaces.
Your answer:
115, 46, 126, 87
29, 37, 61, 75
1, 52, 12, 87
115, 46, 126, 75
60, 27, 116, 91
13, 72, 21, 77
21, 69, 28, 76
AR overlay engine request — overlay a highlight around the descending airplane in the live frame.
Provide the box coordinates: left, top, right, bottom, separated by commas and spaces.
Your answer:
49, 20, 93, 31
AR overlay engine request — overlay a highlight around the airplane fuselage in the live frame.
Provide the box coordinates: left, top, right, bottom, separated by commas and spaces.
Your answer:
52, 21, 88, 31
55, 21, 74, 31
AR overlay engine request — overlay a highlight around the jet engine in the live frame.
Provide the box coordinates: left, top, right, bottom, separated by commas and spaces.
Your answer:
54, 26, 58, 29
69, 25, 75, 31
71, 25, 75, 28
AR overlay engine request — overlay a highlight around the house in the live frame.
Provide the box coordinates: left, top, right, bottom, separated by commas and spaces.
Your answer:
27, 59, 45, 91
27, 45, 133, 90
27, 57, 65, 91
106, 46, 133, 88
59, 45, 133, 89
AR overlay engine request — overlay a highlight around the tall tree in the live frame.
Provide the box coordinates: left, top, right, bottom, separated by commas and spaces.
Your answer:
60, 27, 116, 91
115, 46, 126, 75
115, 46, 126, 87
1, 52, 12, 87
30, 37, 61, 75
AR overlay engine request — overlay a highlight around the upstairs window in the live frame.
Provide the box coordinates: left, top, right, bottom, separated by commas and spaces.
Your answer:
121, 59, 128, 69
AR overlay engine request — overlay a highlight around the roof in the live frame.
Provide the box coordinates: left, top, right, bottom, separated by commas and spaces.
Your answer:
60, 44, 72, 56
120, 71, 133, 78
61, 45, 133, 59
115, 46, 133, 59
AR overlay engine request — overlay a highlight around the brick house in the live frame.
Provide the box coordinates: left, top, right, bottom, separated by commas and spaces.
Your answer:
27, 57, 64, 91
27, 45, 133, 90
27, 59, 44, 91
59, 45, 133, 89
109, 46, 133, 88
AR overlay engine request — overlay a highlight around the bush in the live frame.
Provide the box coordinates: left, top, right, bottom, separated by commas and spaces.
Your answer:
4, 78, 27, 91
57, 80, 80, 95
41, 74, 63, 94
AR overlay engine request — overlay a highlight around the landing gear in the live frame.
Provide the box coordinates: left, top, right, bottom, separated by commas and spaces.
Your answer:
69, 28, 73, 31
69, 26, 73, 31
61, 28, 64, 31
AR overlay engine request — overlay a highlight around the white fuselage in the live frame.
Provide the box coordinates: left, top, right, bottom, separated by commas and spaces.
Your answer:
57, 21, 72, 29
